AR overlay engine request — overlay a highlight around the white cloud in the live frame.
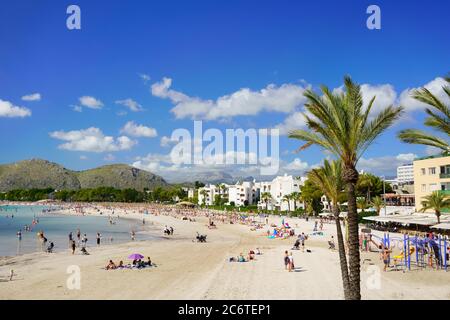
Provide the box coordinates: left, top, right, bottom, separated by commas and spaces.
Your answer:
399, 77, 449, 112
160, 135, 178, 147
274, 82, 397, 135
0, 99, 31, 118
49, 127, 136, 152
424, 146, 442, 156
72, 105, 83, 112
283, 158, 309, 172
115, 98, 144, 112
274, 111, 308, 135
79, 96, 103, 109
357, 153, 417, 176
104, 154, 116, 161
120, 121, 157, 138
139, 73, 151, 83
21, 93, 41, 101
151, 77, 309, 121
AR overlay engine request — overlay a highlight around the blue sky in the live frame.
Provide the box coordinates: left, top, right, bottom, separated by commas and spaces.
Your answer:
0, 0, 449, 182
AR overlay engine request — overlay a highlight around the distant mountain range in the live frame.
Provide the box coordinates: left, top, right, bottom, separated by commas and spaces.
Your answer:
0, 159, 168, 192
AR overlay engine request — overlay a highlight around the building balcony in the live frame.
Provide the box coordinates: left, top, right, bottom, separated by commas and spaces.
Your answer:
439, 173, 450, 179
439, 190, 450, 195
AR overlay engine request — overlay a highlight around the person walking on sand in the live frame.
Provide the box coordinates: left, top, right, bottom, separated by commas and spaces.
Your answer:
9, 269, 15, 281
288, 252, 294, 272
284, 250, 290, 270
71, 240, 76, 255
96, 232, 101, 246
131, 230, 135, 241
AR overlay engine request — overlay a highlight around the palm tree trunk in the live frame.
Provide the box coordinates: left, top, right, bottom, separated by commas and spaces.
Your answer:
333, 202, 351, 299
436, 210, 441, 224
343, 166, 361, 300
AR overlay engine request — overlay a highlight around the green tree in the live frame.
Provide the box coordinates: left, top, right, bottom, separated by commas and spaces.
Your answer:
299, 180, 323, 215
356, 197, 368, 214
289, 76, 403, 299
260, 192, 272, 212
371, 196, 385, 215
420, 191, 450, 224
199, 189, 208, 207
398, 76, 450, 153
308, 159, 351, 298
282, 194, 292, 214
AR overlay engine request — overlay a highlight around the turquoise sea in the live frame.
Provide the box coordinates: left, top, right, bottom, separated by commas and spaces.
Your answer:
0, 205, 157, 257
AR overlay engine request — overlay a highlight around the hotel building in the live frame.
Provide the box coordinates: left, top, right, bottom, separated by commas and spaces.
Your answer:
413, 155, 450, 213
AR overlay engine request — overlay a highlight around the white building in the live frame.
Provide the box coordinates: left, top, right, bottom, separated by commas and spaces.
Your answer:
257, 174, 305, 211
198, 184, 229, 206
228, 181, 256, 207
397, 164, 414, 184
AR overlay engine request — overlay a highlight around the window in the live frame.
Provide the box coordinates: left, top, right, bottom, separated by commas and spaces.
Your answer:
429, 167, 436, 175
421, 168, 426, 175
429, 183, 438, 191
421, 184, 426, 192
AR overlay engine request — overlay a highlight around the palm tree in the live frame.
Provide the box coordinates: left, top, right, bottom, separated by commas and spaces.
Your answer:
289, 76, 403, 300
358, 173, 374, 202
398, 76, 450, 153
420, 191, 450, 224
308, 159, 351, 298
199, 189, 208, 207
260, 192, 272, 212
371, 196, 385, 215
290, 191, 301, 211
356, 197, 368, 214
282, 194, 292, 214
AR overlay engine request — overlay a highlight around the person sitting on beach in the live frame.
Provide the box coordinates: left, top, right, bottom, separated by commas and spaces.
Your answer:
117, 261, 124, 269
47, 242, 54, 253
238, 253, 246, 262
81, 247, 89, 255
248, 250, 255, 260
106, 260, 117, 270
328, 236, 336, 250
146, 257, 152, 267
256, 248, 261, 255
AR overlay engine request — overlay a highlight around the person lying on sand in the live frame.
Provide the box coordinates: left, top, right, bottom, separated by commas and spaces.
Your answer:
106, 260, 117, 270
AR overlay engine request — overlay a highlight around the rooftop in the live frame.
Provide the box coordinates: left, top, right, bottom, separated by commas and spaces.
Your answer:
414, 153, 450, 161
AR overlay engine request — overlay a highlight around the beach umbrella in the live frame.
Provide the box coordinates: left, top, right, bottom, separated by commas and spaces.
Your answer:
128, 253, 144, 260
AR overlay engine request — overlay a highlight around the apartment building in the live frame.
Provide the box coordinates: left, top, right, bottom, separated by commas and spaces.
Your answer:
413, 155, 450, 212
197, 184, 229, 206
228, 181, 256, 207
257, 174, 305, 211
397, 164, 414, 184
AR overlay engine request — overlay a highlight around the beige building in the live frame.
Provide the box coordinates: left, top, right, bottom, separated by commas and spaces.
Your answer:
413, 155, 450, 212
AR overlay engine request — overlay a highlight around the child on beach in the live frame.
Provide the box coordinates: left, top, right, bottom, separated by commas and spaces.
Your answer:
284, 250, 290, 270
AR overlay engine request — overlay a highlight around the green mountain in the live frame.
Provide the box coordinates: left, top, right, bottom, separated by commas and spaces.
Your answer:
76, 164, 167, 191
0, 159, 167, 192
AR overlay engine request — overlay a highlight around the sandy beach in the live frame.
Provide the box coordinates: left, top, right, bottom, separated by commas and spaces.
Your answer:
0, 203, 449, 300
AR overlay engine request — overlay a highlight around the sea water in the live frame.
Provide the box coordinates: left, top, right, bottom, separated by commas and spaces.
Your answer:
0, 205, 158, 257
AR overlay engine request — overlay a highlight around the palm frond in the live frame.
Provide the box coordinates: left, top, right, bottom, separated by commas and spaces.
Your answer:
398, 129, 449, 152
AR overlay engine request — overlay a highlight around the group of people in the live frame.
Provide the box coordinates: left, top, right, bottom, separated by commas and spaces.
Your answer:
229, 248, 262, 262
105, 256, 154, 270
163, 226, 174, 235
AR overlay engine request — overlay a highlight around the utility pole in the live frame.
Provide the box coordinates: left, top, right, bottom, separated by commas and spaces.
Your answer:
382, 176, 387, 216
